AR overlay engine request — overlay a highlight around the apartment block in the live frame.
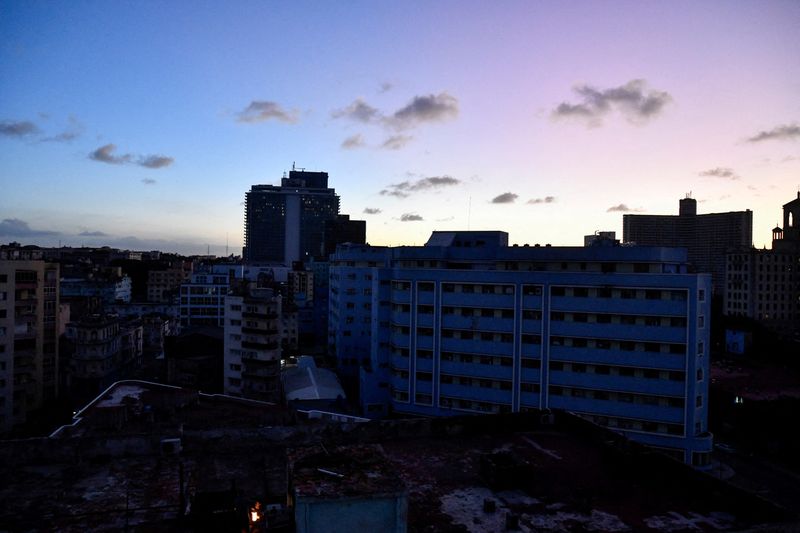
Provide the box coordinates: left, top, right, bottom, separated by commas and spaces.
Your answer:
179, 271, 230, 327
223, 285, 282, 402
330, 231, 712, 466
0, 255, 60, 433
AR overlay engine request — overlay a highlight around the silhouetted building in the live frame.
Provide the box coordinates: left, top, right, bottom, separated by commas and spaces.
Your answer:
0, 254, 60, 433
322, 214, 367, 258
164, 327, 223, 393
724, 192, 800, 338
623, 196, 752, 293
243, 169, 341, 263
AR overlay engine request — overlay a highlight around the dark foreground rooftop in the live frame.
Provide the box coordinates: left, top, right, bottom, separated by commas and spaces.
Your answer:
0, 381, 794, 532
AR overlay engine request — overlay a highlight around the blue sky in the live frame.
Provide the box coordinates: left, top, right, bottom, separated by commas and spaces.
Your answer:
1, 1, 799, 254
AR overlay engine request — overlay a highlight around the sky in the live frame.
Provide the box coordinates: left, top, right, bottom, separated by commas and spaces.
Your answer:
1, 1, 799, 255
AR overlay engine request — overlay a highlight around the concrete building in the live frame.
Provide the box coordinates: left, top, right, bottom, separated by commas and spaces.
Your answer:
322, 214, 367, 258
330, 231, 712, 466
623, 196, 752, 293
724, 192, 800, 339
243, 169, 341, 264
146, 262, 192, 303
179, 270, 229, 327
65, 314, 143, 399
0, 255, 60, 432
223, 284, 282, 402
61, 270, 132, 305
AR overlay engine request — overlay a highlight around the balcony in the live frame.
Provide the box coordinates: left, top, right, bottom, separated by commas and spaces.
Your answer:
549, 395, 684, 424
242, 327, 278, 335
549, 345, 685, 370
242, 311, 278, 320
548, 370, 685, 397
440, 360, 513, 380
242, 340, 279, 351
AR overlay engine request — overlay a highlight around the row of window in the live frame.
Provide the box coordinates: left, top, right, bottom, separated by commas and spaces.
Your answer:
578, 413, 685, 436
550, 361, 687, 381
551, 385, 686, 408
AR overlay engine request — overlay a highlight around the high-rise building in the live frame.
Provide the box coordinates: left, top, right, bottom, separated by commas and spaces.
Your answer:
623, 196, 752, 294
0, 252, 60, 433
330, 231, 712, 467
724, 192, 800, 339
322, 214, 367, 258
243, 170, 341, 264
223, 284, 282, 402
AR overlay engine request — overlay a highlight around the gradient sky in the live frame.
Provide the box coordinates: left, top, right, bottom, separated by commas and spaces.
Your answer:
1, 1, 799, 255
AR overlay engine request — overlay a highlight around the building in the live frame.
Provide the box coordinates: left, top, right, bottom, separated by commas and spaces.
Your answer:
146, 262, 192, 303
179, 270, 230, 327
322, 214, 367, 258
64, 314, 143, 399
60, 270, 132, 305
724, 192, 800, 339
330, 231, 712, 466
0, 255, 60, 433
165, 327, 224, 392
623, 196, 752, 293
243, 169, 341, 264
223, 284, 282, 402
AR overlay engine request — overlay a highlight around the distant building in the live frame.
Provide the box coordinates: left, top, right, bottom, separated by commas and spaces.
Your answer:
623, 196, 752, 293
146, 262, 192, 303
322, 214, 367, 258
179, 270, 230, 327
724, 192, 800, 339
243, 169, 341, 263
282, 356, 347, 412
584, 231, 619, 247
61, 271, 132, 305
65, 314, 143, 399
331, 231, 713, 466
223, 284, 282, 402
0, 256, 60, 432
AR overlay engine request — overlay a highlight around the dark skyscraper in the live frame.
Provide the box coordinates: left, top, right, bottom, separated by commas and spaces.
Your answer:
623, 196, 752, 294
243, 170, 341, 263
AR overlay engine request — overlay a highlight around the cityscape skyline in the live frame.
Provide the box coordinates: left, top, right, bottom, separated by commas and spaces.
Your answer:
2, 2, 799, 255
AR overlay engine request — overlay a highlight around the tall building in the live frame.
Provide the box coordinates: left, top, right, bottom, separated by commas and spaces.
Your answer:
243, 170, 341, 264
724, 192, 800, 339
0, 253, 60, 433
322, 214, 367, 258
330, 231, 712, 466
223, 284, 282, 402
623, 196, 752, 293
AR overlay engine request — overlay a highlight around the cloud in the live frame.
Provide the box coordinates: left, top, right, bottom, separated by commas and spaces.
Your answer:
89, 143, 132, 164
138, 155, 174, 169
0, 120, 40, 137
0, 218, 59, 237
400, 213, 423, 222
527, 196, 556, 205
747, 123, 800, 143
553, 79, 671, 125
236, 100, 298, 124
332, 98, 381, 123
380, 175, 461, 198
363, 207, 382, 214
381, 135, 413, 150
606, 204, 643, 213
389, 92, 459, 129
142, 178, 157, 185
341, 134, 366, 149
78, 230, 108, 237
699, 167, 738, 180
41, 115, 84, 142
491, 192, 518, 204
379, 82, 393, 94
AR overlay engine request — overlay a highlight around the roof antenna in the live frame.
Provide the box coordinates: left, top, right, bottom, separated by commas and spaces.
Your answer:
468, 196, 472, 230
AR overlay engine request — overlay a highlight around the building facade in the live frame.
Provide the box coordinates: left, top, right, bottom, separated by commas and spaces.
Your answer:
330, 232, 712, 466
223, 285, 282, 402
0, 256, 60, 433
243, 170, 341, 264
724, 192, 800, 339
179, 271, 230, 327
623, 197, 752, 294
